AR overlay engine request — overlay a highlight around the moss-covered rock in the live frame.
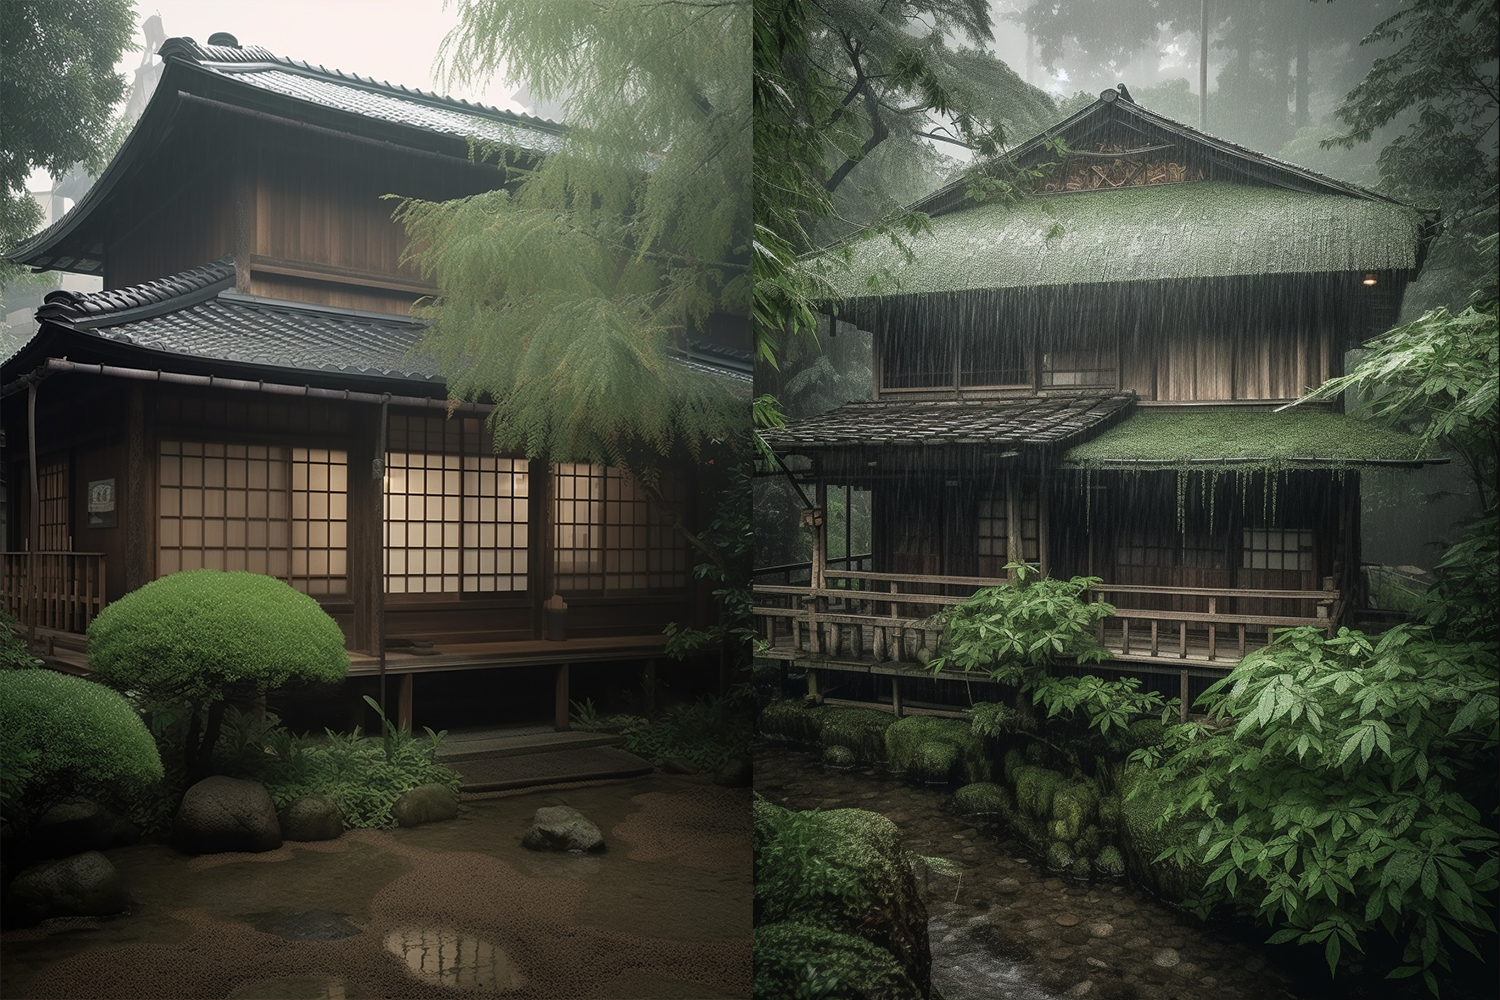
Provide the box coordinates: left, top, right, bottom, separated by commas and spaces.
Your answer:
1013, 765, 1067, 820
1049, 782, 1100, 842
758, 698, 827, 746
752, 922, 922, 1000
1046, 841, 1075, 872
1002, 747, 1027, 785
1070, 855, 1092, 880
1095, 845, 1126, 878
953, 782, 1010, 817
1073, 824, 1104, 859
754, 797, 930, 994
885, 716, 991, 785
1098, 793, 1122, 836
911, 741, 958, 784
1118, 763, 1210, 903
822, 744, 856, 769
818, 707, 895, 764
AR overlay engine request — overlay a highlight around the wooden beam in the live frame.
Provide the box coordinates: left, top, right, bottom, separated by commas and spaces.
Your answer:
554, 662, 570, 731
398, 672, 413, 733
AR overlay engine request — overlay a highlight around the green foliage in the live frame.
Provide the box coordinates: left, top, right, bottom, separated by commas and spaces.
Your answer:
934, 564, 1112, 680
610, 691, 753, 771
1096, 845, 1126, 879
1150, 625, 1499, 989
817, 707, 895, 764
0, 1, 136, 281
87, 570, 349, 705
752, 921, 921, 1000
1045, 840, 1074, 873
225, 706, 459, 829
1424, 507, 1498, 642
664, 458, 754, 669
754, 795, 866, 927
0, 669, 163, 819
1013, 765, 1068, 821
399, 1, 748, 469
1, 609, 41, 670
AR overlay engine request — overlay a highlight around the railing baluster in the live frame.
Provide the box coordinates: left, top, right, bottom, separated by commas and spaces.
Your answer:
1150, 620, 1159, 656
1179, 622, 1187, 659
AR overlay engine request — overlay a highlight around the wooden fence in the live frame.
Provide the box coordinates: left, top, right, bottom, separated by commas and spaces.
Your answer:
1, 552, 108, 634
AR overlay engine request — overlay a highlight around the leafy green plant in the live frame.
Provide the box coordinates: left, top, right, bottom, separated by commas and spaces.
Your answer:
87, 570, 349, 780
1148, 625, 1499, 993
613, 689, 753, 770
0, 669, 163, 823
1, 608, 41, 670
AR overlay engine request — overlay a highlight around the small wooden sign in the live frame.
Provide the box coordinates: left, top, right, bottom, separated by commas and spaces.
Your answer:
87, 478, 117, 528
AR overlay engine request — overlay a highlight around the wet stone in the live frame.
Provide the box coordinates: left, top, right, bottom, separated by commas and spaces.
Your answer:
1088, 922, 1113, 938
1085, 958, 1110, 970
254, 909, 362, 942
1055, 913, 1080, 927
1124, 936, 1152, 950
1066, 982, 1093, 998
1200, 976, 1218, 987
1153, 948, 1181, 968
995, 878, 1022, 894
1047, 948, 1074, 962
1043, 879, 1065, 891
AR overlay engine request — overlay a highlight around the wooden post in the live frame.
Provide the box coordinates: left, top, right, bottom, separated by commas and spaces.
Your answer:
1179, 669, 1190, 722
531, 458, 555, 639
1005, 471, 1020, 569
348, 401, 384, 654
1037, 470, 1050, 577
398, 673, 413, 733
812, 480, 828, 590
554, 663, 570, 731
124, 382, 152, 594
892, 675, 904, 718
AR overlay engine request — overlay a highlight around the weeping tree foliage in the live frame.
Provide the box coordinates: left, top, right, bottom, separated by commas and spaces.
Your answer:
393, 0, 750, 472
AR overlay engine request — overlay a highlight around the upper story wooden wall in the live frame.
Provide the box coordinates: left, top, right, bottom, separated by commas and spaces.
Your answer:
106, 118, 502, 314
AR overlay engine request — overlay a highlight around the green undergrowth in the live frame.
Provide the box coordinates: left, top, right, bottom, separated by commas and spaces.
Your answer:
572, 686, 752, 770
885, 715, 990, 785
753, 921, 921, 1000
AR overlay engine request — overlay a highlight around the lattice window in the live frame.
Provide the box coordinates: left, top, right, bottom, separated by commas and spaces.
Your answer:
384, 415, 528, 595
961, 331, 1030, 387
158, 441, 347, 595
882, 334, 954, 389
37, 461, 69, 551
977, 492, 1039, 574
1114, 530, 1172, 568
553, 465, 688, 594
1243, 528, 1314, 572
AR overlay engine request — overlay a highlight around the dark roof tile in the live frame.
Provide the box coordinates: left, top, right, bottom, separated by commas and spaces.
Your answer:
765, 393, 1137, 452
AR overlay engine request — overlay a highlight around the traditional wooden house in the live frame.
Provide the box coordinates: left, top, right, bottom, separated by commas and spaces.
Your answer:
756, 87, 1441, 716
1, 34, 750, 731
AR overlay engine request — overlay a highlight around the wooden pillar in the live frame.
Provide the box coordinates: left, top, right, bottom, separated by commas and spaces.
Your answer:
531, 458, 555, 639
347, 402, 384, 654
1037, 470, 1050, 577
554, 663, 570, 730
812, 480, 828, 590
124, 382, 152, 592
398, 672, 413, 733
1005, 470, 1021, 570
892, 675, 904, 718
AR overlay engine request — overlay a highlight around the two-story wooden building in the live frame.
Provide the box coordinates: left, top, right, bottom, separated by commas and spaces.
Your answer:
756, 87, 1440, 716
1, 34, 750, 731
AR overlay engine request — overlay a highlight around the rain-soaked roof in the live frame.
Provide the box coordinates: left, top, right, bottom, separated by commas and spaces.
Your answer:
764, 393, 1136, 453
1062, 408, 1435, 470
825, 182, 1426, 299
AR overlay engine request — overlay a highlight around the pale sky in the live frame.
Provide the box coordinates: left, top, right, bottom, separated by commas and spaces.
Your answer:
28, 0, 523, 191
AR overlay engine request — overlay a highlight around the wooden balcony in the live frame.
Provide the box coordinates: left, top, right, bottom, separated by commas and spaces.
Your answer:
754, 570, 1341, 719
1, 551, 108, 634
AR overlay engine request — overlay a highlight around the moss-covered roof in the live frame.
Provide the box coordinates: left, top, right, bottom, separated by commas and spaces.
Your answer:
827, 182, 1424, 298
1061, 408, 1435, 470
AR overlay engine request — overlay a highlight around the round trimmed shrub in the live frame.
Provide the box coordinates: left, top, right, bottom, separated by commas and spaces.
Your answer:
1095, 845, 1126, 878
1046, 840, 1075, 872
87, 570, 348, 703
912, 741, 958, 784
821, 744, 857, 769
757, 698, 827, 746
0, 670, 163, 814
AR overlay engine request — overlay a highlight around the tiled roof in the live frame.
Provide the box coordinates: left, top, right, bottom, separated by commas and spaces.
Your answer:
159, 36, 564, 153
36, 259, 439, 383
764, 393, 1137, 452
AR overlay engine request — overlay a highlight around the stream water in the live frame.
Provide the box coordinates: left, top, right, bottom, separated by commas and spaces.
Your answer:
756, 743, 1317, 1000
1, 774, 751, 999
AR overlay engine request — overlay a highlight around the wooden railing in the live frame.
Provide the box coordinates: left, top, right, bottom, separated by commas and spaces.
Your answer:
753, 554, 873, 587
753, 572, 1339, 670
1, 552, 108, 634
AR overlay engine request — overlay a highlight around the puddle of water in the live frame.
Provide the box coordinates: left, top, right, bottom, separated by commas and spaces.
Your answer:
383, 925, 526, 992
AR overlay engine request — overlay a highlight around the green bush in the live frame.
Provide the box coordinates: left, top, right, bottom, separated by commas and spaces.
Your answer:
1046, 841, 1074, 872
1013, 765, 1067, 819
1, 609, 41, 670
614, 693, 753, 769
911, 741, 958, 784
0, 670, 163, 819
758, 697, 827, 745
818, 707, 895, 763
87, 570, 349, 777
822, 744, 856, 769
1117, 762, 1207, 904
1049, 781, 1100, 842
1095, 845, 1126, 878
752, 921, 921, 1000
88, 570, 348, 703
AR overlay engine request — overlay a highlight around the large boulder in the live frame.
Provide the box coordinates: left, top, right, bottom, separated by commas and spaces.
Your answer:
391, 784, 459, 828
5, 851, 128, 924
172, 776, 282, 854
28, 798, 139, 860
277, 794, 343, 842
1118, 764, 1209, 902
817, 707, 896, 764
522, 806, 605, 852
754, 798, 931, 996
753, 922, 922, 1000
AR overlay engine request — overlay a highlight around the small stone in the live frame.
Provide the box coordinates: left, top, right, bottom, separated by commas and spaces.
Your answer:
1153, 948, 1181, 968
522, 805, 604, 852
1123, 936, 1151, 950
391, 784, 459, 828
1055, 913, 1080, 927
1066, 981, 1093, 997
1024, 918, 1046, 931
1085, 958, 1109, 970
277, 795, 343, 842
5, 851, 127, 923
1088, 922, 1114, 938
995, 878, 1022, 894
1199, 976, 1217, 987
1043, 878, 1066, 891
1047, 948, 1075, 962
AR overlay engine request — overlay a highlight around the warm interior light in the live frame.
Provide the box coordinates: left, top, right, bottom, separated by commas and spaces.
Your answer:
1362, 273, 1378, 286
